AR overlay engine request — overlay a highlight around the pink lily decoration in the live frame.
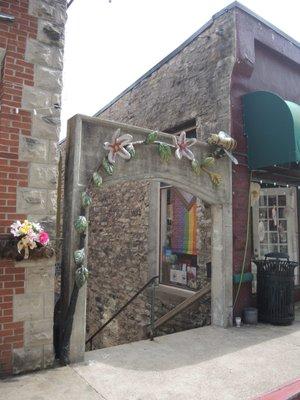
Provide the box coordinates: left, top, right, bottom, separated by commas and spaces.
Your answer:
172, 131, 197, 161
103, 128, 133, 164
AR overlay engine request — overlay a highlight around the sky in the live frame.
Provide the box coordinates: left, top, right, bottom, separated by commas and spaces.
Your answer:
61, 0, 300, 139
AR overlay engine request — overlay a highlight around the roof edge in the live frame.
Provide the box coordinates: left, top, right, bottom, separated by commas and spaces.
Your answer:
93, 1, 300, 117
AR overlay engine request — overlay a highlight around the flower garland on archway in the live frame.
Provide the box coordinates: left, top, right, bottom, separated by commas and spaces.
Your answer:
73, 129, 237, 288
59, 128, 237, 363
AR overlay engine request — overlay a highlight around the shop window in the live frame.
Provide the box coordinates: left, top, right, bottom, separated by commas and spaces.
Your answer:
159, 185, 199, 290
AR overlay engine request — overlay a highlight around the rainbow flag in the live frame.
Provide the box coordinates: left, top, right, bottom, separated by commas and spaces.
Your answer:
171, 189, 197, 255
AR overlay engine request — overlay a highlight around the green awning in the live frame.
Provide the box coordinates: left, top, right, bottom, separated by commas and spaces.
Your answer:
243, 91, 300, 170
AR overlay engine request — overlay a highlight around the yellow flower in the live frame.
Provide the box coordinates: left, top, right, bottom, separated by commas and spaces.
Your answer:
19, 220, 32, 235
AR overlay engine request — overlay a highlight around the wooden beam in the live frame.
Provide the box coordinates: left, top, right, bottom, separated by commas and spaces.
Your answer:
154, 284, 211, 329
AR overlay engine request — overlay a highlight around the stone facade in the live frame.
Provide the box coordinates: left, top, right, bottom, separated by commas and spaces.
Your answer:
61, 115, 232, 362
86, 181, 212, 349
85, 11, 235, 348
0, 0, 66, 375
87, 181, 151, 348
12, 258, 55, 374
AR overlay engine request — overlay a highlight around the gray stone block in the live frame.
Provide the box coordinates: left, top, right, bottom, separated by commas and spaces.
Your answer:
17, 188, 47, 214
25, 319, 53, 347
32, 114, 60, 140
14, 293, 44, 322
26, 263, 54, 293
25, 38, 63, 70
47, 190, 57, 215
21, 258, 55, 269
43, 291, 55, 319
37, 19, 64, 47
29, 0, 55, 20
19, 135, 48, 162
22, 85, 58, 110
48, 140, 59, 163
43, 344, 54, 368
29, 163, 57, 189
29, 0, 67, 25
35, 64, 62, 91
13, 347, 43, 375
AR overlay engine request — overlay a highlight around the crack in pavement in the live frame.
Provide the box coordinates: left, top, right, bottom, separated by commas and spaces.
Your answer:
71, 366, 108, 400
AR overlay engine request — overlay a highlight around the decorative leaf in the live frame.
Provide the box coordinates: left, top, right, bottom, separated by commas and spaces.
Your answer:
210, 172, 222, 186
191, 159, 202, 176
102, 157, 114, 175
81, 191, 92, 207
126, 144, 136, 159
74, 248, 85, 266
145, 131, 158, 144
201, 157, 215, 168
158, 143, 172, 162
92, 172, 103, 187
74, 216, 88, 234
75, 266, 89, 288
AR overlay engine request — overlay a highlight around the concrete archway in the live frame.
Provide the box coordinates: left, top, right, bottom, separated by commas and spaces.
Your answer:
62, 115, 233, 362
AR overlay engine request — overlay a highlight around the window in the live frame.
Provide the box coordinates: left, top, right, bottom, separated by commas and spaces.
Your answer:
159, 185, 200, 290
252, 186, 299, 291
164, 120, 197, 139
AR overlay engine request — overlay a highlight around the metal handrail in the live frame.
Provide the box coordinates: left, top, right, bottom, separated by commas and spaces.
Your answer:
85, 275, 159, 350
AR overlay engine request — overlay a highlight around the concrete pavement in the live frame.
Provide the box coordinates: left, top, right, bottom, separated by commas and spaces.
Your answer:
1, 311, 300, 400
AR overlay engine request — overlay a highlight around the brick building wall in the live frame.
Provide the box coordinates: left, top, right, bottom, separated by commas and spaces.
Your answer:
0, 0, 66, 376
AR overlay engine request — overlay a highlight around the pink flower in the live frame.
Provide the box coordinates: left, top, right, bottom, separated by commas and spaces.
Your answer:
103, 128, 133, 164
172, 131, 197, 161
39, 231, 49, 246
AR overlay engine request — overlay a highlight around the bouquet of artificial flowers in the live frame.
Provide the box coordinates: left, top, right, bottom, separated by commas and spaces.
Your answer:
10, 220, 49, 259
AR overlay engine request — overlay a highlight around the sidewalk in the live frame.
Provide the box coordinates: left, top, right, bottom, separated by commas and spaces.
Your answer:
1, 311, 300, 400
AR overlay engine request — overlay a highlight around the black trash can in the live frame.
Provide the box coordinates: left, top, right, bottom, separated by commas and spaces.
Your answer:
253, 252, 297, 325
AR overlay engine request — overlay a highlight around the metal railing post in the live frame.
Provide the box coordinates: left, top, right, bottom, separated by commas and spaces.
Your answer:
149, 277, 157, 341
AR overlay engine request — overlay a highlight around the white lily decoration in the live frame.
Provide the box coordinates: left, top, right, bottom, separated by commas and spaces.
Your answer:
172, 131, 197, 161
103, 128, 133, 164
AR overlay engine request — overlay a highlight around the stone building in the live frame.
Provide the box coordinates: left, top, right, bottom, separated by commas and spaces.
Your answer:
0, 0, 67, 376
69, 2, 300, 351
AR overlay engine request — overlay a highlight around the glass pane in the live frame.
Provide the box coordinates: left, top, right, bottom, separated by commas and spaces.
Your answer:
262, 220, 268, 231
279, 232, 287, 243
270, 244, 278, 253
259, 208, 268, 219
259, 196, 268, 206
260, 245, 269, 255
278, 208, 285, 218
279, 220, 287, 231
268, 196, 277, 206
260, 232, 268, 244
278, 195, 286, 206
280, 245, 288, 254
269, 220, 277, 231
269, 207, 278, 219
270, 232, 278, 243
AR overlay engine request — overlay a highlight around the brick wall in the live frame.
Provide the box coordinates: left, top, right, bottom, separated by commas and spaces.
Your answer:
0, 260, 25, 375
0, 0, 66, 376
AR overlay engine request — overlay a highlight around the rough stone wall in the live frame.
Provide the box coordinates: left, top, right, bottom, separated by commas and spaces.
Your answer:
0, 0, 66, 376
87, 11, 235, 346
87, 181, 212, 348
98, 12, 235, 141
87, 181, 151, 349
